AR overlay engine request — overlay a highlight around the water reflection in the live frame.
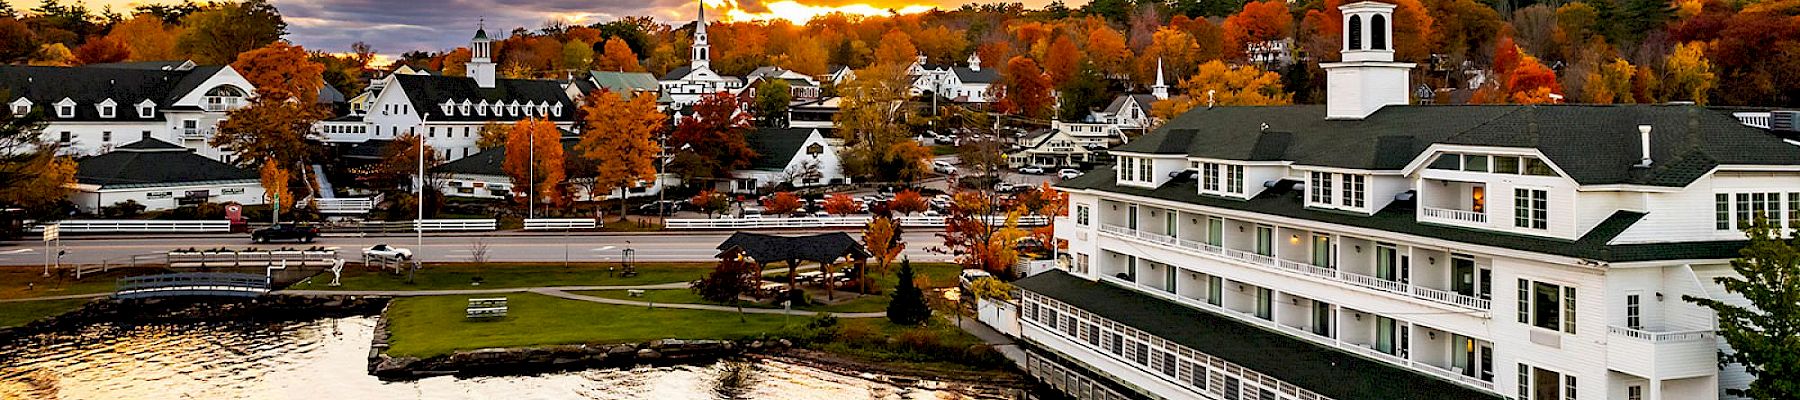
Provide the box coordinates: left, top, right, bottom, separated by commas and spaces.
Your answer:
0, 316, 994, 399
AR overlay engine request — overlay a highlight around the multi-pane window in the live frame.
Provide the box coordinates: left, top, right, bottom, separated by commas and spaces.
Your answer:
1226, 165, 1244, 194
1075, 205, 1090, 226
1514, 189, 1548, 229
1131, 340, 1149, 364
1519, 365, 1575, 400
1519, 279, 1577, 334
1717, 194, 1733, 230
1189, 363, 1208, 390
1341, 174, 1366, 208
1308, 172, 1336, 204
1718, 192, 1796, 231
1626, 294, 1641, 329
1203, 163, 1220, 191
1120, 158, 1135, 182
1138, 158, 1152, 183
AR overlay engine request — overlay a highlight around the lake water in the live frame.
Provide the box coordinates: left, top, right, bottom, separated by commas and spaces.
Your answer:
0, 315, 1016, 399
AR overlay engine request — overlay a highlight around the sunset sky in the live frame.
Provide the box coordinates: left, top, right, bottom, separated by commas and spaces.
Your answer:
2, 0, 1037, 55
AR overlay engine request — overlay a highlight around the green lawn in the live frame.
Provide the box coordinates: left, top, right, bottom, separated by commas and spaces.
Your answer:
383, 293, 796, 358
0, 298, 91, 328
0, 266, 155, 300
292, 262, 716, 291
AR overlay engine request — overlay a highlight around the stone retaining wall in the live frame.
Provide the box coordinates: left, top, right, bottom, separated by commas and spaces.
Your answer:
369, 337, 795, 379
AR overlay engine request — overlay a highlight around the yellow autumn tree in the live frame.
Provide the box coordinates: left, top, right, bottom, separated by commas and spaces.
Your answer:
260, 162, 290, 212
108, 14, 184, 62
502, 119, 566, 207
1151, 60, 1291, 121
1582, 58, 1636, 104
873, 29, 916, 67
1662, 42, 1716, 105
232, 41, 325, 103
29, 43, 75, 66
577, 90, 664, 220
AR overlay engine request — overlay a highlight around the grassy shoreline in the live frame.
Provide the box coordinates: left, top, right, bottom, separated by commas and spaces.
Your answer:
0, 298, 93, 329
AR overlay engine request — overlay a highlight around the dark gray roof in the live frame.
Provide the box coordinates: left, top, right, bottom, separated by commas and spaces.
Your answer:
391, 74, 574, 122
433, 137, 585, 177
1102, 94, 1157, 114
75, 139, 256, 187
86, 60, 194, 71
661, 66, 694, 81
1115, 104, 1800, 187
317, 83, 346, 103
1014, 270, 1502, 400
1058, 169, 1747, 262
0, 65, 226, 122
744, 127, 815, 171
715, 232, 870, 264
344, 139, 392, 160
953, 67, 999, 84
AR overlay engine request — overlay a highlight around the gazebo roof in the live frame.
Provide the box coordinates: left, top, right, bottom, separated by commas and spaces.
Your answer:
715, 232, 870, 264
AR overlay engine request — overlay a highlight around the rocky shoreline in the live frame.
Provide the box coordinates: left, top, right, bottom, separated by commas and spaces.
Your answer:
367, 337, 795, 379
0, 295, 388, 341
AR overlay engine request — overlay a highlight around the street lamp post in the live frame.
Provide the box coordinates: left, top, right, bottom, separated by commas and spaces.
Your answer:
417, 115, 428, 250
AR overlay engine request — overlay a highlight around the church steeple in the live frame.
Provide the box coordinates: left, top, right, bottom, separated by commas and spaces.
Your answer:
692, 0, 711, 71
1151, 57, 1169, 100
468, 18, 497, 88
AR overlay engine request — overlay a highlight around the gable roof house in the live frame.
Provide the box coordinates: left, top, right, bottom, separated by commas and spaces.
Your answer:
1027, 3, 1800, 400
324, 25, 578, 165
725, 127, 844, 193
0, 61, 257, 161
659, 1, 745, 107
68, 139, 265, 212
908, 53, 999, 103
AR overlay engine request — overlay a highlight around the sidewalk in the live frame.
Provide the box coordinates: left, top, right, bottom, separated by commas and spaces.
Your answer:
956, 317, 1026, 368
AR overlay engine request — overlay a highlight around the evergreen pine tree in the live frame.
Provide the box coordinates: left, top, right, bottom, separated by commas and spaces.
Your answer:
1684, 218, 1800, 400
887, 258, 932, 325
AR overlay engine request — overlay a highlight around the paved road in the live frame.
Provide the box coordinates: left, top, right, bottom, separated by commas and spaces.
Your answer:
0, 231, 954, 266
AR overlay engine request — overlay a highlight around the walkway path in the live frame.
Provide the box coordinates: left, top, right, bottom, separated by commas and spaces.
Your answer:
957, 317, 1026, 367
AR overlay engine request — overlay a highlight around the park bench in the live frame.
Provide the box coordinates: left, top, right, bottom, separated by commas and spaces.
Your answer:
626, 289, 645, 297
466, 297, 509, 319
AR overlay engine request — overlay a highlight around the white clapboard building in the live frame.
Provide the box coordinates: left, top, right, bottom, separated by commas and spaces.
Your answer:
1020, 3, 1800, 400
1, 60, 257, 162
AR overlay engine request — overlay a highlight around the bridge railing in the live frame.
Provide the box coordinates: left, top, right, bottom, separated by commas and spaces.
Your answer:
166, 250, 339, 268
114, 272, 270, 299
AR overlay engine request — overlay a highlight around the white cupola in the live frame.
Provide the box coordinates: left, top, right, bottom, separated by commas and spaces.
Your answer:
691, 0, 712, 71
468, 20, 498, 89
1321, 1, 1414, 120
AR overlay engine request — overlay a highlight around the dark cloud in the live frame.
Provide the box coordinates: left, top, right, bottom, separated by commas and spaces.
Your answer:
276, 0, 698, 54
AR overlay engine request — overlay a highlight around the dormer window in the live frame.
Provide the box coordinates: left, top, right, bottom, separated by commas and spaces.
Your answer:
137, 100, 155, 118
551, 103, 562, 117
441, 102, 454, 116
490, 103, 503, 116
97, 99, 117, 118
460, 102, 471, 115
55, 98, 76, 118
1198, 162, 1244, 196
10, 98, 31, 116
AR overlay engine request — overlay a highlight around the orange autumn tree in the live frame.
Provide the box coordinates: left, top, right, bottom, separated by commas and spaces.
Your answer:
595, 37, 643, 72
996, 56, 1054, 119
861, 216, 903, 294
1086, 20, 1134, 78
1152, 60, 1291, 120
502, 118, 566, 208
1222, 0, 1293, 60
260, 162, 290, 216
823, 193, 859, 215
1042, 35, 1082, 86
107, 14, 184, 62
873, 29, 916, 67
232, 41, 325, 103
762, 191, 804, 215
577, 90, 664, 220
1472, 37, 1563, 104
889, 189, 928, 215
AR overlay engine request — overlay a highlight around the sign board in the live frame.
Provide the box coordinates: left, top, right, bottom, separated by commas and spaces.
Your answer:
147, 191, 172, 199
222, 187, 245, 195
42, 224, 58, 241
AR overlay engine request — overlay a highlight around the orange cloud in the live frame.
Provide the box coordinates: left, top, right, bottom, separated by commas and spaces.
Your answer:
704, 0, 935, 24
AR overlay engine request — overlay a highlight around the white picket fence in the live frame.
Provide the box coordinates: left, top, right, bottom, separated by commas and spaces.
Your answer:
28, 220, 230, 234
522, 218, 599, 230
413, 219, 497, 231
664, 215, 1050, 230
307, 194, 381, 214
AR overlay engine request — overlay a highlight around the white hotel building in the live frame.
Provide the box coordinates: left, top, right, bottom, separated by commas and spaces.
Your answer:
1018, 3, 1800, 400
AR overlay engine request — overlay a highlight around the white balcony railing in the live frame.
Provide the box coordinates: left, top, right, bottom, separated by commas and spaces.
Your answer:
1608, 326, 1715, 342
1095, 273, 1502, 395
1098, 224, 1492, 311
1421, 207, 1486, 223
181, 127, 213, 140
203, 96, 246, 112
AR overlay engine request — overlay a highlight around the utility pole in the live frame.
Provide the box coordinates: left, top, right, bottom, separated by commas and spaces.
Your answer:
528, 117, 536, 219
417, 116, 428, 250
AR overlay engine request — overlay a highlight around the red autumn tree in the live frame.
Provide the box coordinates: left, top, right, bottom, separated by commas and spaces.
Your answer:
669, 93, 757, 181
1042, 35, 1082, 86
1223, 0, 1293, 60
889, 189, 928, 215
762, 191, 804, 216
823, 193, 859, 215
74, 36, 131, 65
996, 56, 1054, 119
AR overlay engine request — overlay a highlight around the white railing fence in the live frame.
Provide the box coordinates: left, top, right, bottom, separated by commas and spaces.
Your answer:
413, 219, 497, 231
307, 194, 381, 214
522, 218, 599, 230
1608, 326, 1715, 342
1421, 207, 1487, 224
30, 220, 230, 234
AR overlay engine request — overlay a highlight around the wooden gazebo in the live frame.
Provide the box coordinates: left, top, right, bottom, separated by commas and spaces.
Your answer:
715, 232, 871, 296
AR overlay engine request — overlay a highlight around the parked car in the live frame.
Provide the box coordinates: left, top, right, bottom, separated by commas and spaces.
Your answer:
633, 200, 679, 216
958, 269, 994, 294
1058, 169, 1082, 180
933, 160, 958, 174
251, 224, 318, 243
741, 208, 764, 219
361, 244, 413, 260
995, 182, 1021, 193
1018, 166, 1046, 174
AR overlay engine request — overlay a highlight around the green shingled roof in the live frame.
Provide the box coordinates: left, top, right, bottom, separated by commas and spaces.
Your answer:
1015, 270, 1504, 400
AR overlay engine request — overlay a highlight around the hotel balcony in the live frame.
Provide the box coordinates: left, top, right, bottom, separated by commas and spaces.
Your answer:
1607, 325, 1719, 379
180, 127, 213, 140
1418, 178, 1488, 227
1097, 224, 1491, 312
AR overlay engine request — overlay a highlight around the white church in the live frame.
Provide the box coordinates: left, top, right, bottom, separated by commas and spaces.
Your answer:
658, 1, 745, 107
